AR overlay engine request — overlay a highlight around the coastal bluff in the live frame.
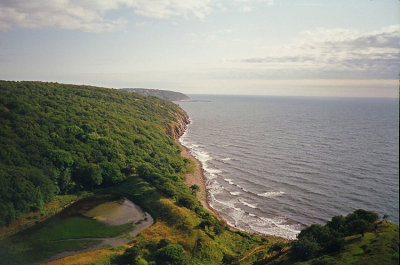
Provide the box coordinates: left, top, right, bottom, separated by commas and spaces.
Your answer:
121, 88, 190, 101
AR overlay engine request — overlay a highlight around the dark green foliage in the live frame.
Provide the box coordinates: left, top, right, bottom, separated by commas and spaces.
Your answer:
122, 88, 190, 101
0, 81, 188, 226
222, 253, 239, 264
119, 240, 188, 265
155, 244, 187, 265
327, 215, 346, 232
100, 161, 124, 185
177, 194, 198, 210
268, 242, 285, 253
290, 209, 381, 262
346, 209, 379, 224
73, 162, 103, 189
190, 184, 200, 192
291, 236, 321, 261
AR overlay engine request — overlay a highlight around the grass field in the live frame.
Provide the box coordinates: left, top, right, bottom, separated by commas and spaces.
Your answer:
0, 215, 133, 264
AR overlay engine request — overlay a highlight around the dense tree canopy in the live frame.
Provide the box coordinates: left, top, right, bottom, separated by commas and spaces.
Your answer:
290, 209, 380, 261
0, 81, 188, 226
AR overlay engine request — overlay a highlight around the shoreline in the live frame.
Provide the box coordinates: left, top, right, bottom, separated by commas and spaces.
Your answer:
177, 125, 290, 240
177, 138, 243, 232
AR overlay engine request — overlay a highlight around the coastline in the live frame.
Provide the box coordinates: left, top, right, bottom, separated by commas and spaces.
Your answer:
177, 130, 243, 231
178, 141, 226, 221
177, 122, 289, 239
174, 112, 290, 239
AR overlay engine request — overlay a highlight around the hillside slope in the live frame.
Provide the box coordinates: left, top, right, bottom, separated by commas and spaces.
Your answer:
122, 88, 190, 101
0, 81, 397, 265
0, 81, 275, 264
0, 81, 188, 226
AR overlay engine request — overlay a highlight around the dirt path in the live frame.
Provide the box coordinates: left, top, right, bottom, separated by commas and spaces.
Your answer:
41, 199, 153, 264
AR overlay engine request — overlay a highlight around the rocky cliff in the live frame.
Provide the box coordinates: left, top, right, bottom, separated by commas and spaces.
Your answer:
166, 111, 190, 140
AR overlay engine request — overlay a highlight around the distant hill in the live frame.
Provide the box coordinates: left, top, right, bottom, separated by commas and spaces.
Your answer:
122, 88, 190, 101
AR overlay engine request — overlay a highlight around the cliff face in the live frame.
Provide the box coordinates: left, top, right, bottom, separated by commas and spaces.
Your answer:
166, 111, 190, 140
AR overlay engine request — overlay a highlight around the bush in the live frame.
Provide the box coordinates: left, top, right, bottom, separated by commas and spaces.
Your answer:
155, 244, 187, 265
269, 242, 286, 253
177, 195, 197, 210
291, 237, 321, 261
290, 209, 380, 262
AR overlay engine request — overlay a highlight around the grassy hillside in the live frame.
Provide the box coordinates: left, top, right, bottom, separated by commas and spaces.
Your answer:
265, 220, 398, 265
0, 81, 397, 265
0, 81, 276, 264
0, 81, 188, 226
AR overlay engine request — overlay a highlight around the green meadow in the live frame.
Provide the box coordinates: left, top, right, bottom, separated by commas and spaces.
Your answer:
0, 215, 133, 264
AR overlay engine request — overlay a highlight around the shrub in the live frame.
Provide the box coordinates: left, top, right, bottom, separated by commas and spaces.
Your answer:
291, 237, 321, 261
154, 244, 187, 265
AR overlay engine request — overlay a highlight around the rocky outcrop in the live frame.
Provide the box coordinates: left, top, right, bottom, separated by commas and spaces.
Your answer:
165, 111, 190, 139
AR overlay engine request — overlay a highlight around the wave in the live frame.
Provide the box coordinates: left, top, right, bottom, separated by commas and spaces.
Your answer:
224, 178, 235, 185
240, 199, 258, 209
180, 120, 309, 239
223, 178, 250, 193
181, 130, 222, 180
212, 197, 299, 239
257, 191, 285, 198
249, 216, 301, 240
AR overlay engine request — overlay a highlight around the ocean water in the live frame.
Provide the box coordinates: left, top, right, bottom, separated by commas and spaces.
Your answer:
178, 95, 399, 239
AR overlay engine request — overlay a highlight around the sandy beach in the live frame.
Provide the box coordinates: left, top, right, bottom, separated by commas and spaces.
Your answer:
178, 141, 227, 222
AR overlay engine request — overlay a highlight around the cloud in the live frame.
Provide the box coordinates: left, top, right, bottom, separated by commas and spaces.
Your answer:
240, 25, 400, 79
234, 0, 274, 12
127, 0, 214, 20
184, 29, 233, 43
0, 0, 215, 32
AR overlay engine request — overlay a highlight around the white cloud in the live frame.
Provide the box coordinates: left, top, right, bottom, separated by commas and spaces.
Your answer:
234, 0, 274, 11
184, 28, 233, 42
127, 0, 214, 20
0, 0, 215, 32
240, 6, 253, 12
240, 25, 400, 79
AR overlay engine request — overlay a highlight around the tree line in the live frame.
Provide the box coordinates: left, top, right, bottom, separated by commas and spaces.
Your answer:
0, 81, 188, 226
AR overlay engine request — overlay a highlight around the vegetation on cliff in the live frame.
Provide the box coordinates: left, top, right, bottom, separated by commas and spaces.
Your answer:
256, 209, 398, 265
0, 81, 188, 227
0, 81, 397, 265
122, 88, 190, 102
0, 81, 277, 264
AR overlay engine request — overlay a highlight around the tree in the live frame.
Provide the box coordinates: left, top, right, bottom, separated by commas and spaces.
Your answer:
327, 215, 346, 233
347, 219, 370, 237
345, 209, 378, 224
291, 237, 321, 261
100, 161, 124, 185
73, 163, 102, 189
190, 184, 200, 193
155, 244, 187, 265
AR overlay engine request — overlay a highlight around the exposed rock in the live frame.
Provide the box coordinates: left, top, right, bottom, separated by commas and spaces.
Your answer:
165, 112, 190, 139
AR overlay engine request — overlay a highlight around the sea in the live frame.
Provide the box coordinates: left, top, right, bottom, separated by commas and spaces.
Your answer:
177, 95, 399, 240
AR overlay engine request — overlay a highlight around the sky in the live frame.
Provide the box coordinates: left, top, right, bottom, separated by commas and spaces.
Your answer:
0, 0, 399, 97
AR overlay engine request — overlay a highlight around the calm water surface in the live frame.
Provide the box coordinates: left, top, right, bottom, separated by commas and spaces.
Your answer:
178, 95, 399, 239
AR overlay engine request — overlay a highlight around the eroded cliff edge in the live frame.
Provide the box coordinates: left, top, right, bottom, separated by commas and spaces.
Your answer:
165, 110, 190, 139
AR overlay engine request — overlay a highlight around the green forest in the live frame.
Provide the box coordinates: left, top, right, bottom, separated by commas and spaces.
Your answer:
0, 81, 398, 265
0, 81, 189, 226
122, 88, 190, 101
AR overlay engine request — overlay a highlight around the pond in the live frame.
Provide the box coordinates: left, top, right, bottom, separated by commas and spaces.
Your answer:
0, 194, 153, 264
